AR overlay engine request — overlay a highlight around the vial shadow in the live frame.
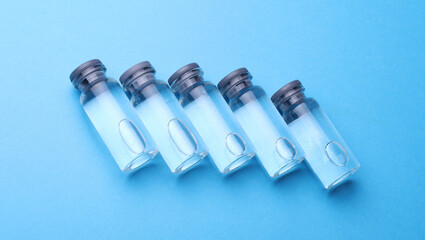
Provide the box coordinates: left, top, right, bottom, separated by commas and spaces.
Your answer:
326, 179, 361, 201
176, 158, 215, 182
127, 161, 160, 180
271, 162, 312, 191
222, 157, 264, 183
125, 155, 166, 188
273, 167, 305, 184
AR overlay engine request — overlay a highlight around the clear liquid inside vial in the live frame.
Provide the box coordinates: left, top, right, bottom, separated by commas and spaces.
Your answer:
132, 83, 207, 173
82, 81, 158, 172
288, 102, 360, 189
233, 94, 304, 177
183, 86, 255, 173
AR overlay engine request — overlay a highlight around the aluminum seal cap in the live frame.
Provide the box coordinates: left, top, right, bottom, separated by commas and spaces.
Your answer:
69, 59, 107, 91
218, 68, 253, 102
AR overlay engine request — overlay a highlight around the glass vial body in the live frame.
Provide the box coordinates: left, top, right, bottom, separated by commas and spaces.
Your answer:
120, 62, 208, 173
272, 80, 360, 189
218, 68, 305, 178
168, 63, 256, 174
70, 59, 158, 172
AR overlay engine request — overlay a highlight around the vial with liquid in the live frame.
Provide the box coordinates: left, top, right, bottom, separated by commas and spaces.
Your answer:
70, 59, 158, 172
218, 68, 305, 178
272, 80, 360, 189
168, 63, 256, 173
120, 61, 208, 173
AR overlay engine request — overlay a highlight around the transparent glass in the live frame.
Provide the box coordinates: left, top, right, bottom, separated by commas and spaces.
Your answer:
283, 98, 360, 189
131, 81, 208, 173
180, 82, 256, 173
81, 79, 158, 172
229, 87, 305, 177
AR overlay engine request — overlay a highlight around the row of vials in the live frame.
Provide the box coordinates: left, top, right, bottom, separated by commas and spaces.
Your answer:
69, 59, 360, 190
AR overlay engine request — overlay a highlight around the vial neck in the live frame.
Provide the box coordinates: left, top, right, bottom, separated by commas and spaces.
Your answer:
217, 68, 255, 103
220, 77, 253, 103
170, 68, 204, 99
271, 81, 307, 115
275, 91, 306, 115
124, 73, 156, 97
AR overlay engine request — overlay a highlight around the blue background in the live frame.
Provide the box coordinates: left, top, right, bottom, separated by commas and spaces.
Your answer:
0, 1, 424, 239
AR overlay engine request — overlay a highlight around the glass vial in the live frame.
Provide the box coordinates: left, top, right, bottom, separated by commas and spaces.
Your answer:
168, 63, 256, 174
272, 80, 360, 189
120, 61, 208, 173
70, 59, 158, 172
218, 68, 305, 178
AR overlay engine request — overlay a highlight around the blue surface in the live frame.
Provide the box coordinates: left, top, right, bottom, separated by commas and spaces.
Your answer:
0, 1, 424, 239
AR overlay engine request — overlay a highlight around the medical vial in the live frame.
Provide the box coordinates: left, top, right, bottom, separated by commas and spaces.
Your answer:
70, 59, 158, 172
168, 63, 256, 174
272, 80, 360, 189
120, 61, 208, 173
218, 68, 305, 178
